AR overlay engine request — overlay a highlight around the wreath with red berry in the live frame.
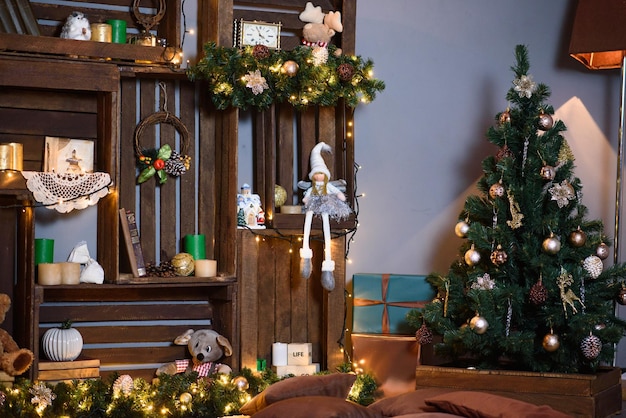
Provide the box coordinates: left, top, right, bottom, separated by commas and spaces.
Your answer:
134, 111, 191, 184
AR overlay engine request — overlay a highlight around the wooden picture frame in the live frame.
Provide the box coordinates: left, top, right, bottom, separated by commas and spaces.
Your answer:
44, 137, 95, 174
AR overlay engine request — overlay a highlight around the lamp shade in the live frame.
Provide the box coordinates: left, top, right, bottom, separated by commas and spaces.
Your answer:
569, 0, 626, 70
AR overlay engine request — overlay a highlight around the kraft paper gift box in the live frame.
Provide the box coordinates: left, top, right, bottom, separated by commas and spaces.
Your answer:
352, 273, 435, 335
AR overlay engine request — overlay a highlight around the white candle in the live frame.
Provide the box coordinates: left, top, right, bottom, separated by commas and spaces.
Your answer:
195, 259, 217, 277
60, 262, 81, 285
38, 263, 62, 285
272, 342, 288, 366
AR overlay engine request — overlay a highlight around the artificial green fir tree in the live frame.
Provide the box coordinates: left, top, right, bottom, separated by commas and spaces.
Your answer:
408, 45, 626, 374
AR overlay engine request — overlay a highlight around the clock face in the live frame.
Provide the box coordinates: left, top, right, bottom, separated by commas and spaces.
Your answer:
239, 21, 281, 49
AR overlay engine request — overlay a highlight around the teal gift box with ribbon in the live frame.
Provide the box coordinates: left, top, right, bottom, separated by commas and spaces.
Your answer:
351, 273, 435, 335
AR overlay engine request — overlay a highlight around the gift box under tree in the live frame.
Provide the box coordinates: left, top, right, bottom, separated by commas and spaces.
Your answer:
351, 273, 435, 335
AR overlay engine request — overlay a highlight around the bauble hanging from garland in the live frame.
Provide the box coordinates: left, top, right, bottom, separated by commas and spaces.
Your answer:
464, 244, 481, 266
469, 314, 489, 334
542, 331, 560, 352
281, 60, 299, 77
454, 220, 470, 238
537, 111, 554, 131
596, 242, 610, 260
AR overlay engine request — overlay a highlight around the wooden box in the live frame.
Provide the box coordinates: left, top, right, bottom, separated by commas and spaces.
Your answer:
415, 365, 622, 418
38, 358, 100, 383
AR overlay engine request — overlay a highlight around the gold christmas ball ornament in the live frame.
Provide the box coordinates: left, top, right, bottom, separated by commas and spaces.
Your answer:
537, 112, 554, 131
171, 252, 195, 276
499, 109, 511, 125
490, 245, 508, 266
540, 165, 556, 181
542, 332, 560, 352
582, 255, 603, 279
233, 376, 250, 391
464, 244, 481, 266
274, 184, 287, 207
488, 181, 505, 199
454, 220, 470, 238
568, 227, 587, 247
179, 392, 192, 404
469, 314, 488, 334
542, 234, 561, 255
281, 60, 299, 77
596, 243, 610, 260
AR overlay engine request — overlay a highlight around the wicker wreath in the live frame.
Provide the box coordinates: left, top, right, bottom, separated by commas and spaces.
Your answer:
135, 111, 191, 184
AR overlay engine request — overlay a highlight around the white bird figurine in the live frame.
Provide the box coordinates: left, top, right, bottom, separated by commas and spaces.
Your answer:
60, 11, 91, 40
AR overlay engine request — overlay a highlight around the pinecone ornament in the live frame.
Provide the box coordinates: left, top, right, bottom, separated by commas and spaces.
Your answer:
415, 323, 433, 344
580, 334, 602, 360
582, 255, 603, 279
112, 374, 134, 396
496, 145, 513, 161
164, 151, 189, 177
337, 63, 355, 81
529, 278, 548, 305
252, 44, 271, 60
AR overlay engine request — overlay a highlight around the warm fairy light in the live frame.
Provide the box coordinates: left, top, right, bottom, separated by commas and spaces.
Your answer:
289, 248, 293, 253
161, 407, 169, 414
347, 258, 353, 264
348, 121, 353, 127
256, 236, 260, 242
347, 131, 352, 138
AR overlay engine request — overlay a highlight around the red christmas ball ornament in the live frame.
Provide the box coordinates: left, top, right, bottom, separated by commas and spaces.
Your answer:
538, 112, 554, 131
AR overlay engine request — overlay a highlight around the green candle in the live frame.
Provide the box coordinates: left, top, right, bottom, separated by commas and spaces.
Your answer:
183, 234, 206, 260
35, 238, 54, 265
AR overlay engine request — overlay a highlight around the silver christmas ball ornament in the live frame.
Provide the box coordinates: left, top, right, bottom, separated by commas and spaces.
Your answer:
538, 112, 554, 131
596, 243, 610, 260
540, 165, 556, 181
454, 220, 470, 238
281, 60, 299, 77
542, 234, 561, 254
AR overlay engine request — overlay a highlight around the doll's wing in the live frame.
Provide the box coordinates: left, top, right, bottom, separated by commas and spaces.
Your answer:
330, 179, 347, 192
297, 180, 311, 190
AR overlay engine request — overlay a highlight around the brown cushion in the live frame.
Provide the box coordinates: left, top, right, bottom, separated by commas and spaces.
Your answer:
251, 396, 381, 418
424, 391, 572, 418
240, 373, 357, 415
368, 388, 456, 416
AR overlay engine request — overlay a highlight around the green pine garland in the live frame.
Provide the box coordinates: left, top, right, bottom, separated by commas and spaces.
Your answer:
187, 43, 385, 110
1, 367, 377, 417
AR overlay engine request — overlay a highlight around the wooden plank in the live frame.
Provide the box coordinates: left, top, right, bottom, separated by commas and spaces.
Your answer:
39, 358, 100, 370
276, 103, 295, 205
83, 345, 188, 364
138, 79, 157, 264
118, 78, 138, 224
0, 108, 97, 138
178, 80, 198, 252
237, 230, 260, 370
257, 235, 276, 362
274, 238, 293, 344
39, 302, 212, 322
0, 88, 97, 113
38, 368, 100, 380
326, 235, 346, 371
0, 55, 119, 91
51, 325, 202, 344
290, 235, 309, 344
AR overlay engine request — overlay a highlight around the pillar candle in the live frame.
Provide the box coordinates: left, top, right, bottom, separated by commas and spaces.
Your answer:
6, 143, 22, 170
106, 19, 127, 44
272, 342, 288, 366
38, 263, 62, 285
35, 238, 54, 265
183, 234, 206, 260
195, 259, 217, 277
0, 144, 12, 170
60, 262, 81, 285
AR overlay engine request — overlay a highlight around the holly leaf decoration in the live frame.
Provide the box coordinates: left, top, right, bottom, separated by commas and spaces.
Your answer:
157, 169, 167, 184
157, 144, 172, 160
138, 166, 156, 184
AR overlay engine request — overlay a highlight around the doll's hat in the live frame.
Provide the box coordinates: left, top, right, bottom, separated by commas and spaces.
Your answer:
308, 142, 332, 180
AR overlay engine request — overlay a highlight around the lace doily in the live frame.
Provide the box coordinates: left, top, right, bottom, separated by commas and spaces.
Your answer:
22, 171, 112, 213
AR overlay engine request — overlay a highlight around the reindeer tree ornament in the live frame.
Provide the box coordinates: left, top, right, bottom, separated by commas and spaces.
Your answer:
299, 142, 352, 291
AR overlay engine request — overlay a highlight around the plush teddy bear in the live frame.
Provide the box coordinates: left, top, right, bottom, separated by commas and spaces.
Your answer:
156, 329, 232, 377
0, 294, 34, 376
299, 1, 343, 50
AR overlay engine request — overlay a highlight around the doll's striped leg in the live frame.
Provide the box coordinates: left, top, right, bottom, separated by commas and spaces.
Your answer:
299, 210, 314, 279
320, 212, 335, 291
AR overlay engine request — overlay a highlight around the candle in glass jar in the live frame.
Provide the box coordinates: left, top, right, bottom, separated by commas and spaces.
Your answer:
38, 263, 62, 285
195, 259, 217, 277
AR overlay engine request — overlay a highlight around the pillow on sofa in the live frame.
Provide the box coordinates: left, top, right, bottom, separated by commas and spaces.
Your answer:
251, 396, 380, 418
368, 388, 457, 416
240, 373, 357, 415
424, 391, 572, 418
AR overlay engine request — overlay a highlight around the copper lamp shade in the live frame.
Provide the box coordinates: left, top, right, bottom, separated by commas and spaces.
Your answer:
569, 0, 626, 70
569, 0, 626, 264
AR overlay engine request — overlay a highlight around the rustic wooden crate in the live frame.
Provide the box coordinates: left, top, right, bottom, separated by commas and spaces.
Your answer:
415, 365, 622, 418
38, 358, 100, 383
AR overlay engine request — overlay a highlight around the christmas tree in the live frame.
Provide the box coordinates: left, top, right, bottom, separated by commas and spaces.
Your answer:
408, 45, 626, 374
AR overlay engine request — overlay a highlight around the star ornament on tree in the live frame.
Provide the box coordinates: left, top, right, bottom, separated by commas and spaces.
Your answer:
513, 74, 537, 98
243, 70, 269, 95
548, 180, 576, 208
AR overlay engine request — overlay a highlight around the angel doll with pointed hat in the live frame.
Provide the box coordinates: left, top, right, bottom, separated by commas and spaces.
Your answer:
298, 142, 352, 291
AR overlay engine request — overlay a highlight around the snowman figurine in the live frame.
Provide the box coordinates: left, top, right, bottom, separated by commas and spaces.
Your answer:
60, 11, 91, 41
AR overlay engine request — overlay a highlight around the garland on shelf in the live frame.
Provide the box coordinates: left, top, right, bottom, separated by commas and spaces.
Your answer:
187, 43, 385, 110
1, 367, 377, 418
